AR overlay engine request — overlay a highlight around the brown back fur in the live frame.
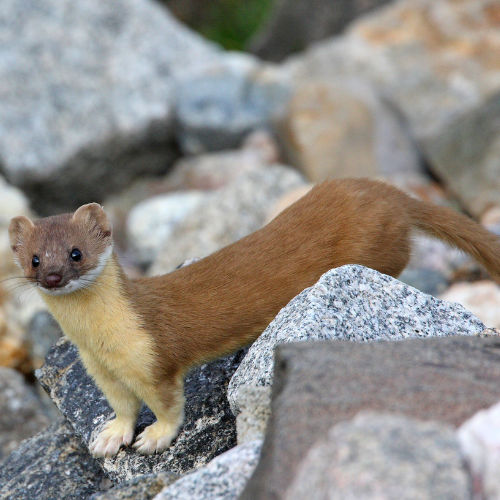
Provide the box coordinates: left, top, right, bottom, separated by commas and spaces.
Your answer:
126, 178, 500, 378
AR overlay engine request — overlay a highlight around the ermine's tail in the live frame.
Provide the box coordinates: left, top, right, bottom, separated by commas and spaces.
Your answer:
407, 197, 500, 282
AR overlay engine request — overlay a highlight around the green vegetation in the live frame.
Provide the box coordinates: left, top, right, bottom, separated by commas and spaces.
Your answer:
165, 0, 275, 51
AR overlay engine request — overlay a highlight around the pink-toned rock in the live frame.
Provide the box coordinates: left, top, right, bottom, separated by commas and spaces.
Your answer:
458, 401, 500, 500
440, 281, 500, 329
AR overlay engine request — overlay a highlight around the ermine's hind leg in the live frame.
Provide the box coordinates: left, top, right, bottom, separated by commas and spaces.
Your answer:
133, 378, 185, 455
81, 351, 141, 458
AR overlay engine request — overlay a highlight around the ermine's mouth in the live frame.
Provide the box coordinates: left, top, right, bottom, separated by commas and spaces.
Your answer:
39, 279, 83, 296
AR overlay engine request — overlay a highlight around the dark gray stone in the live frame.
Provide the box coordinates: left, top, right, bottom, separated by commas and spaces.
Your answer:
0, 420, 107, 499
36, 337, 246, 482
250, 0, 394, 61
90, 471, 178, 500
242, 335, 500, 499
286, 412, 469, 499
0, 366, 49, 461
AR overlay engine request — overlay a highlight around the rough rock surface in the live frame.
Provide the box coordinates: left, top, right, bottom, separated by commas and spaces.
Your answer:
155, 440, 262, 500
278, 80, 421, 182
0, 366, 49, 460
0, 0, 221, 213
426, 91, 500, 217
149, 165, 306, 274
241, 335, 500, 499
90, 472, 177, 500
174, 55, 290, 154
228, 265, 486, 419
285, 0, 500, 145
0, 420, 107, 499
286, 412, 469, 499
36, 337, 246, 482
250, 0, 393, 61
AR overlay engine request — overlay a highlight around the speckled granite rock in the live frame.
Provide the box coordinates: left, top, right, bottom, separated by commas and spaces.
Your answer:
155, 440, 262, 500
242, 335, 500, 499
0, 420, 107, 499
90, 472, 178, 500
286, 412, 469, 499
36, 337, 245, 482
228, 265, 485, 418
149, 165, 306, 274
0, 0, 221, 213
0, 366, 49, 460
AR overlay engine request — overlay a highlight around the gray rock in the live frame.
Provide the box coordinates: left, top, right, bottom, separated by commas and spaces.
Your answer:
91, 472, 178, 500
0, 366, 49, 460
398, 234, 476, 296
425, 91, 500, 217
27, 311, 63, 366
0, 0, 221, 213
241, 335, 500, 499
36, 337, 246, 482
0, 420, 107, 499
127, 191, 207, 266
250, 0, 393, 61
174, 55, 290, 154
286, 412, 469, 500
149, 165, 306, 274
228, 265, 485, 421
155, 440, 262, 500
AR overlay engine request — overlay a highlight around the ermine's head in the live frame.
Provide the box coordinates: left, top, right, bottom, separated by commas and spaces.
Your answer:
9, 203, 113, 296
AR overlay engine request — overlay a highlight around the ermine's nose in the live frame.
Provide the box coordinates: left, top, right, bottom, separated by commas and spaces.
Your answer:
45, 274, 62, 288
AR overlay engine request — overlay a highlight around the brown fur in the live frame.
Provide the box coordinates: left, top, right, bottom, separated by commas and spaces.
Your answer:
9, 178, 500, 455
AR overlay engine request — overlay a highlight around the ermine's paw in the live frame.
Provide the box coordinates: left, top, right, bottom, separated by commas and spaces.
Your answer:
89, 418, 135, 458
132, 420, 178, 454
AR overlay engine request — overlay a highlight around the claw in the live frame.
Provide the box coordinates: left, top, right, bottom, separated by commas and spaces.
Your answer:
132, 420, 178, 455
89, 418, 135, 458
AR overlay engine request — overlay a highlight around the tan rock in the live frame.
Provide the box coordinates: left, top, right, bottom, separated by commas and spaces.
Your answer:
278, 81, 420, 182
440, 281, 500, 329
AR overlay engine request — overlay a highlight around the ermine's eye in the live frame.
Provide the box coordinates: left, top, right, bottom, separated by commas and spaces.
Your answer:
70, 248, 82, 262
32, 255, 40, 268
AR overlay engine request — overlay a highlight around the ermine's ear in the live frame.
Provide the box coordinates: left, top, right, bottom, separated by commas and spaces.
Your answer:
9, 216, 35, 253
72, 203, 111, 238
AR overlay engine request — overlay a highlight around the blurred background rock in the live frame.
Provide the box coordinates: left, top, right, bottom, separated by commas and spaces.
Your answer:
1, 0, 500, 497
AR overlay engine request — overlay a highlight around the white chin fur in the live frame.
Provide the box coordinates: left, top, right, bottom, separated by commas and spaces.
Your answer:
39, 246, 113, 296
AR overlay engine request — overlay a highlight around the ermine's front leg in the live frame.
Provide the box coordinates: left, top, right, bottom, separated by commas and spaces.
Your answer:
133, 378, 185, 455
80, 350, 141, 458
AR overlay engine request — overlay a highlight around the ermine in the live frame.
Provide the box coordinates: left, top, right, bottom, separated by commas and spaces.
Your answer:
9, 178, 500, 458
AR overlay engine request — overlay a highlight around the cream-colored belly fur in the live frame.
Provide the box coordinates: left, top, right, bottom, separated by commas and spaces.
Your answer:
41, 259, 156, 396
